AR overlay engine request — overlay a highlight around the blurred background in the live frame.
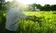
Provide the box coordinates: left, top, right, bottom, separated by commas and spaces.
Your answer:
0, 0, 56, 11
0, 0, 56, 33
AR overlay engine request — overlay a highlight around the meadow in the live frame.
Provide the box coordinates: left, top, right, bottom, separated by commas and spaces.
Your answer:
18, 11, 56, 33
0, 11, 56, 33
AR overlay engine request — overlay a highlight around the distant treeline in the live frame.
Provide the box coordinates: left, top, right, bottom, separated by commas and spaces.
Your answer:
0, 0, 56, 11
28, 3, 56, 11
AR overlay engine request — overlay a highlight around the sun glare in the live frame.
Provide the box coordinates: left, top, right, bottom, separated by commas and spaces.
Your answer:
16, 0, 34, 5
6, 0, 35, 4
6, 0, 56, 6
5, 0, 13, 2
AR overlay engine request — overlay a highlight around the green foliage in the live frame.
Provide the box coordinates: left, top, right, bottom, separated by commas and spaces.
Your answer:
18, 11, 56, 33
0, 11, 6, 33
26, 3, 56, 11
0, 11, 56, 33
0, 0, 5, 10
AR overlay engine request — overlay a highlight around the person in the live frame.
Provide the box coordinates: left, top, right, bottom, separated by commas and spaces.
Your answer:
5, 1, 38, 33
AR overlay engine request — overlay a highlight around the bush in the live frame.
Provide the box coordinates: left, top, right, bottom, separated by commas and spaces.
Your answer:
17, 11, 56, 33
0, 11, 6, 33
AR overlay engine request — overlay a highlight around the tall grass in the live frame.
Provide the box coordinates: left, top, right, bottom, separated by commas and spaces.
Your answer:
18, 11, 56, 33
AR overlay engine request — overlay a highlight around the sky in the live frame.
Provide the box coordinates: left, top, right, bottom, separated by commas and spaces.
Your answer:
5, 0, 56, 6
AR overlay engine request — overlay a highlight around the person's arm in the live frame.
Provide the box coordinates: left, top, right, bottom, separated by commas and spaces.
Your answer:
25, 16, 38, 21
16, 10, 38, 21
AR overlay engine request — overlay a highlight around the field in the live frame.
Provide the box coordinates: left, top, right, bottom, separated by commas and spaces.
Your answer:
18, 11, 56, 33
0, 11, 56, 33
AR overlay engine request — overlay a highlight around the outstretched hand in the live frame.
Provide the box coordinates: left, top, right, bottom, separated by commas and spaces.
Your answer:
26, 16, 42, 22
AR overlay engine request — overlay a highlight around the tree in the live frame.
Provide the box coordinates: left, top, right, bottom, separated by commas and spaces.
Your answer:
0, 0, 5, 10
51, 5, 56, 11
28, 3, 42, 11
31, 3, 38, 11
5, 1, 11, 9
43, 4, 50, 11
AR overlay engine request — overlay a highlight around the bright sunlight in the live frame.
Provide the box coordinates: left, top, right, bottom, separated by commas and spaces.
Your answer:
6, 0, 56, 6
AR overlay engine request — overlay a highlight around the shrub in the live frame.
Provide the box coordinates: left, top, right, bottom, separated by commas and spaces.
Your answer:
17, 11, 56, 33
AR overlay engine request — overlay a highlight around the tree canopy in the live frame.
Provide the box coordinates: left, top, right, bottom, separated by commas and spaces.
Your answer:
0, 0, 5, 10
0, 0, 56, 11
